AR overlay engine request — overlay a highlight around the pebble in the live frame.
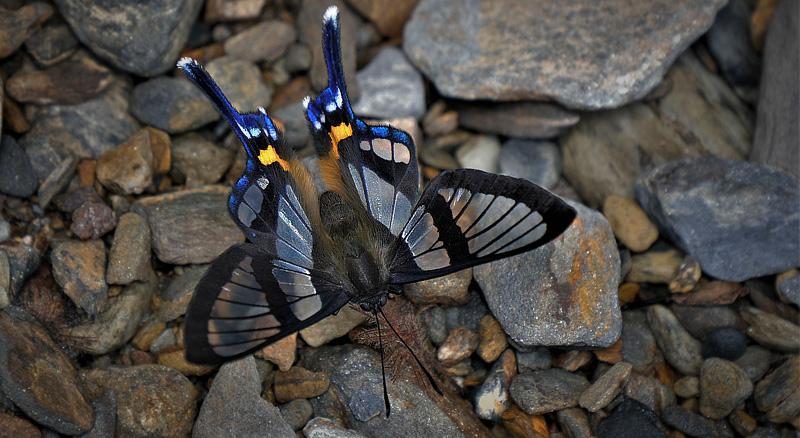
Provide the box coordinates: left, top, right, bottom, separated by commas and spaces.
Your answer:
704, 0, 761, 102
6, 56, 112, 105
70, 202, 118, 239
37, 155, 78, 208
602, 195, 658, 253
55, 186, 105, 213
273, 100, 312, 149
668, 255, 702, 294
753, 354, 800, 423
130, 77, 218, 134
255, 333, 297, 372
404, 0, 725, 109
402, 267, 471, 306
50, 239, 109, 315
348, 388, 383, 422
702, 327, 747, 361
727, 408, 758, 437
422, 305, 447, 345
596, 397, 663, 438
81, 364, 199, 437
627, 246, 683, 285
0, 241, 40, 296
299, 305, 369, 347
304, 417, 367, 438
672, 280, 748, 307
98, 127, 170, 195
55, 0, 203, 76
155, 264, 208, 322
455, 135, 500, 173
473, 349, 516, 421
0, 2, 53, 59
734, 345, 774, 383
673, 376, 699, 399
223, 19, 296, 63
279, 398, 313, 431
170, 133, 234, 186
132, 316, 166, 351
23, 19, 78, 67
474, 201, 621, 349
647, 305, 703, 376
555, 408, 592, 438
443, 289, 489, 334
623, 371, 676, 413
777, 272, 800, 307
670, 304, 746, 340
205, 55, 272, 112
282, 42, 312, 74
578, 361, 633, 412
436, 326, 478, 367
661, 405, 716, 438
498, 139, 561, 190
347, 0, 416, 38
636, 157, 799, 282
352, 46, 426, 120
750, 0, 798, 179
0, 307, 94, 435
509, 368, 590, 415
476, 315, 507, 363
699, 358, 753, 419
0, 135, 38, 198
740, 306, 800, 353
273, 366, 331, 402
156, 346, 216, 376
455, 101, 579, 139
204, 0, 265, 23
131, 186, 244, 264
106, 212, 151, 284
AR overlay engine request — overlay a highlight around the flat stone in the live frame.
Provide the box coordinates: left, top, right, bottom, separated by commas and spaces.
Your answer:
673, 376, 699, 398
473, 349, 516, 421
223, 19, 296, 63
300, 305, 369, 348
778, 273, 800, 307
37, 155, 78, 208
669, 255, 702, 293
81, 364, 199, 437
509, 368, 590, 415
636, 157, 800, 282
155, 264, 208, 322
455, 100, 579, 139
6, 56, 112, 105
498, 139, 561, 190
23, 19, 78, 67
80, 390, 116, 438
602, 195, 658, 253
304, 417, 368, 438
96, 127, 168, 195
0, 307, 93, 435
579, 361, 633, 412
740, 306, 800, 353
0, 3, 53, 59
130, 76, 218, 134
403, 267, 471, 306
132, 186, 244, 264
476, 315, 507, 363
596, 398, 663, 438
0, 135, 38, 198
734, 345, 774, 383
474, 201, 620, 349
54, 0, 202, 76
750, 0, 799, 179
352, 46, 426, 120
50, 239, 108, 315
204, 56, 272, 112
156, 346, 216, 377
753, 354, 800, 423
170, 133, 234, 187
699, 358, 753, 419
404, 0, 725, 109
646, 305, 703, 376
273, 366, 330, 403
661, 405, 716, 438
670, 304, 746, 340
106, 212, 151, 284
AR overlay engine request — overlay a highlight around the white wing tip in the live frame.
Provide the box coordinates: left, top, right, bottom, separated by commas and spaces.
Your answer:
324, 5, 339, 23
302, 95, 311, 109
177, 57, 197, 69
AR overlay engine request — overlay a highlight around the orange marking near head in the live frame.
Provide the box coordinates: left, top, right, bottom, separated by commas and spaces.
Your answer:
258, 146, 289, 171
327, 122, 352, 159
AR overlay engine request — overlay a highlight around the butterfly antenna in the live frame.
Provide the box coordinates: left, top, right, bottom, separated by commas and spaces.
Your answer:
379, 309, 443, 396
374, 310, 392, 417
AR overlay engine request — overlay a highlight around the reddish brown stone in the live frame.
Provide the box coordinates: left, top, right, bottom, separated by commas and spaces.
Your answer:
255, 333, 297, 371
437, 327, 479, 367
0, 412, 41, 438
273, 366, 330, 402
476, 315, 507, 363
6, 57, 112, 105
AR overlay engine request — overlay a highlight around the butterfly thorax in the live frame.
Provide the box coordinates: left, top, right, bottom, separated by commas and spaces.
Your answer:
319, 190, 390, 311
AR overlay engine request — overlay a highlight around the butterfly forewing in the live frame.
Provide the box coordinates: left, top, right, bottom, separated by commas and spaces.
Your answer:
185, 243, 350, 364
388, 169, 577, 284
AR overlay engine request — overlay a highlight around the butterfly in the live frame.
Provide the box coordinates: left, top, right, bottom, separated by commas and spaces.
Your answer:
177, 6, 577, 367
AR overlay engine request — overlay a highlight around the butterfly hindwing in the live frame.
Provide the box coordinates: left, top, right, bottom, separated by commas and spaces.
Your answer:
184, 243, 350, 364
388, 169, 578, 284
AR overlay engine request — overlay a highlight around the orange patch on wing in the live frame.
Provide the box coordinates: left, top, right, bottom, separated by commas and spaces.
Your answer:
327, 122, 352, 159
258, 146, 289, 171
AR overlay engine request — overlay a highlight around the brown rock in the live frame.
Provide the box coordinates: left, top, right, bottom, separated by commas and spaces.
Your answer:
38, 155, 78, 208
23, 20, 78, 67
70, 202, 118, 239
553, 350, 594, 372
594, 339, 624, 364
76, 158, 97, 187
754, 354, 800, 423
602, 195, 658, 252
82, 364, 199, 437
456, 100, 579, 139
157, 346, 217, 376
669, 255, 702, 293
403, 267, 471, 306
205, 0, 266, 23
422, 101, 458, 137
347, 0, 418, 38
223, 20, 296, 63
501, 405, 548, 438
437, 327, 479, 367
0, 412, 42, 438
3, 92, 30, 134
699, 358, 753, 419
476, 315, 507, 363
50, 239, 108, 315
132, 316, 166, 351
728, 408, 758, 436
300, 304, 369, 347
96, 128, 156, 195
147, 126, 171, 176
6, 56, 112, 105
623, 371, 676, 413
626, 246, 684, 284
579, 361, 633, 412
0, 307, 93, 435
0, 3, 53, 59
741, 306, 800, 353
106, 212, 151, 284
273, 366, 330, 402
671, 280, 747, 306
254, 333, 297, 372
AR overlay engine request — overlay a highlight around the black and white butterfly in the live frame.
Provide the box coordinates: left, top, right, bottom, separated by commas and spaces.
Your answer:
178, 6, 576, 367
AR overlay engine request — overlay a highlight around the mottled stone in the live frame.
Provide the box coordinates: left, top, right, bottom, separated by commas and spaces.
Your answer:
6, 56, 112, 105
223, 19, 295, 63
623, 372, 676, 414
170, 133, 234, 186
130, 77, 218, 134
403, 268, 471, 306
699, 358, 753, 419
673, 376, 699, 398
132, 186, 244, 264
54, 0, 202, 76
352, 47, 425, 120
602, 195, 658, 252
579, 361, 633, 412
734, 345, 774, 383
509, 368, 590, 415
304, 417, 368, 438
156, 346, 216, 376
96, 127, 167, 195
300, 305, 369, 347
82, 364, 199, 437
204, 56, 272, 112
50, 239, 108, 315
23, 19, 78, 67
474, 349, 516, 421
404, 0, 725, 109
0, 307, 93, 435
37, 155, 78, 208
0, 3, 53, 59
647, 305, 703, 376
753, 354, 800, 423
474, 201, 621, 349
0, 135, 37, 198
273, 366, 330, 403
476, 315, 507, 363
636, 158, 799, 282
741, 307, 800, 353
0, 412, 43, 437
106, 212, 151, 284
0, 252, 9, 309
498, 139, 561, 190
70, 202, 118, 240
670, 304, 746, 340
80, 390, 115, 438
436, 327, 478, 367
626, 245, 684, 284
555, 408, 592, 438
669, 255, 702, 293
455, 101, 579, 139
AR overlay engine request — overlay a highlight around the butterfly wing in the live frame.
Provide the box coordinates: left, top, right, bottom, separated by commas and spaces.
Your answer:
185, 243, 350, 364
388, 169, 577, 284
304, 7, 419, 237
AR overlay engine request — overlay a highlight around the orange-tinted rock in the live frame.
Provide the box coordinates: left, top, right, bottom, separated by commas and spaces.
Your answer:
255, 333, 297, 371
476, 314, 508, 363
6, 57, 112, 105
273, 366, 330, 402
403, 267, 471, 306
602, 195, 658, 252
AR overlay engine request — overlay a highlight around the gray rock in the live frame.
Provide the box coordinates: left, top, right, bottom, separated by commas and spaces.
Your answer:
223, 19, 296, 63
473, 349, 515, 421
170, 133, 234, 186
474, 201, 621, 349
455, 100, 579, 139
0, 242, 40, 297
0, 252, 9, 309
130, 76, 218, 134
753, 354, 800, 423
670, 304, 746, 340
403, 0, 725, 109
661, 405, 716, 438
106, 212, 151, 285
0, 3, 53, 59
23, 18, 78, 67
498, 139, 561, 190
597, 397, 664, 438
156, 264, 208, 322
455, 135, 500, 173
204, 56, 272, 112
704, 0, 760, 102
555, 408, 592, 438
279, 398, 313, 430
273, 100, 311, 149
194, 357, 295, 438
734, 345, 774, 382
623, 372, 676, 413
646, 305, 703, 376
78, 390, 115, 438
348, 389, 383, 422
750, 0, 799, 179
636, 157, 799, 282
54, 0, 203, 76
509, 368, 590, 415
740, 306, 800, 353
579, 362, 633, 413
0, 136, 37, 198
443, 289, 489, 334
516, 348, 551, 373
352, 46, 426, 120
778, 274, 800, 307
304, 417, 368, 438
